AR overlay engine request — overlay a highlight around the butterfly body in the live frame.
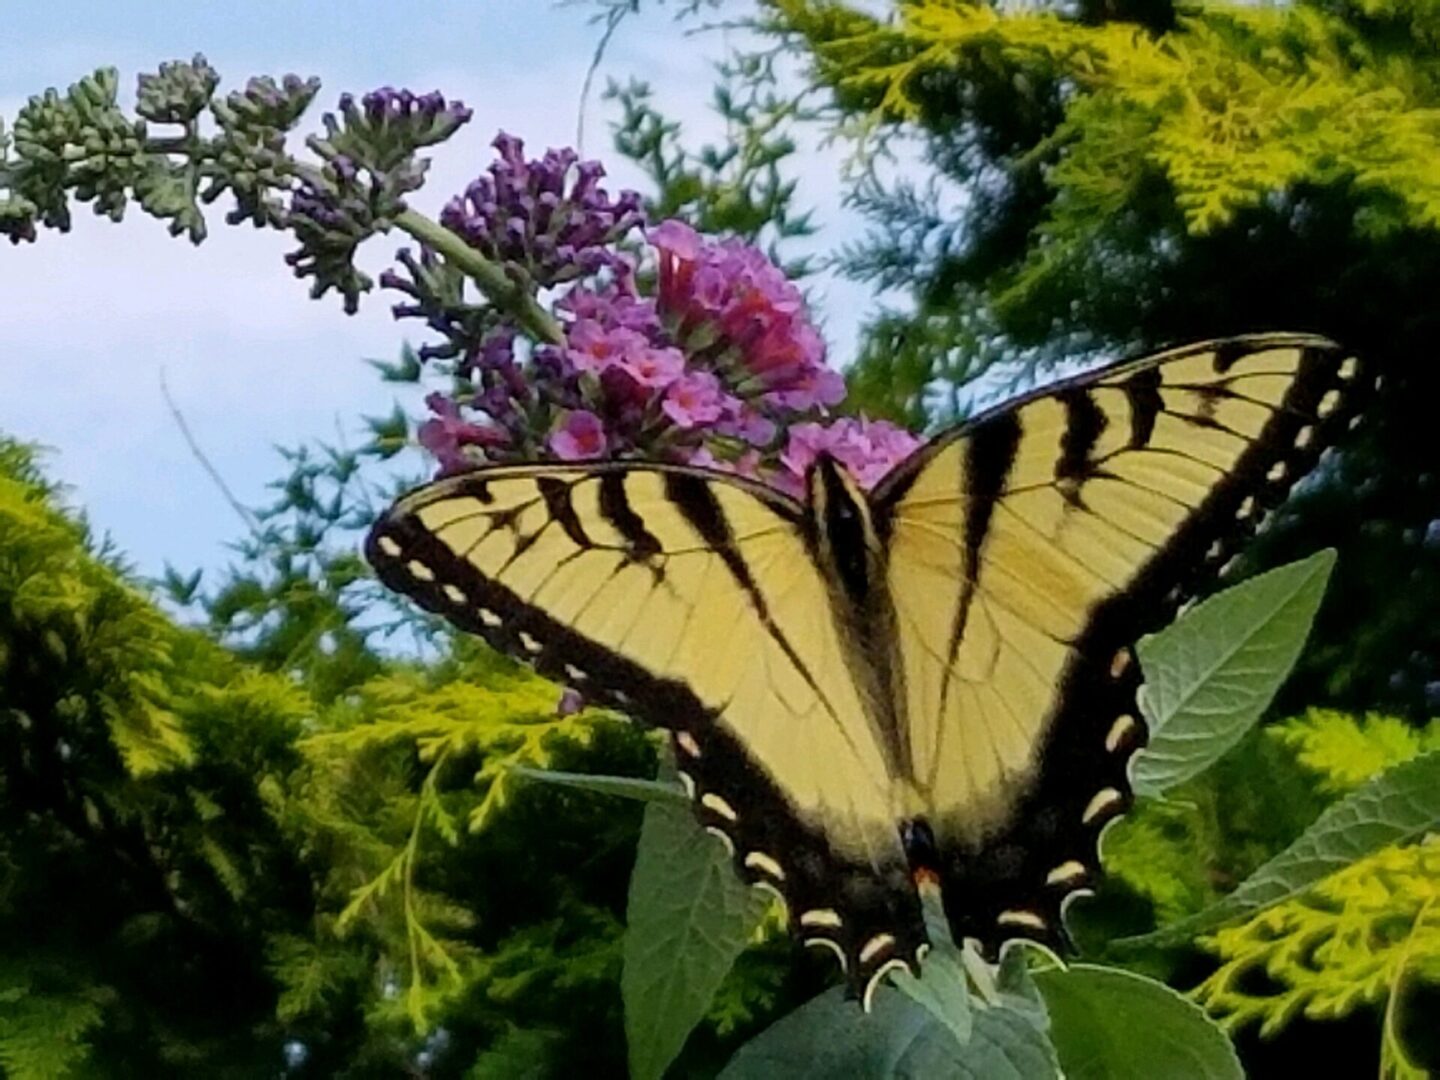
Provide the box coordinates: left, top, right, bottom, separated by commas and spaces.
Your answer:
367, 333, 1367, 1008
806, 455, 915, 786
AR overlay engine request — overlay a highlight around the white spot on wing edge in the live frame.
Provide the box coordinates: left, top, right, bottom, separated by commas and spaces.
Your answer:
478, 609, 502, 627
1105, 714, 1138, 753
442, 584, 465, 604
675, 731, 701, 758
799, 908, 842, 929
1339, 356, 1359, 380
1318, 389, 1342, 417
407, 560, 436, 582
743, 851, 786, 881
701, 792, 738, 822
564, 663, 587, 681
518, 631, 542, 653
1045, 860, 1088, 887
859, 933, 895, 965
997, 909, 1047, 931
1082, 787, 1124, 825
377, 535, 402, 557
862, 959, 912, 1013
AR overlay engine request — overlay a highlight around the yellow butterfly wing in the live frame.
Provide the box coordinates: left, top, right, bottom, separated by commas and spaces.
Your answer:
874, 333, 1366, 951
367, 462, 925, 988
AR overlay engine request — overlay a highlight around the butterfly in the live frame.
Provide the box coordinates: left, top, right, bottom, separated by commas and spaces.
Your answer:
366, 333, 1364, 1008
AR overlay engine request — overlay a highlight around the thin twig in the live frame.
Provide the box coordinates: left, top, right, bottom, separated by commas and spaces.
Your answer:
159, 368, 262, 536
576, 1, 634, 154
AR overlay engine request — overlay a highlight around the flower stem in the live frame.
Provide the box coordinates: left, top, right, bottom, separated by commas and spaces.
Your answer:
394, 208, 564, 345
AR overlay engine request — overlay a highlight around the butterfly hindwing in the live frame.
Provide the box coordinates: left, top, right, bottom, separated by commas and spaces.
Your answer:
366, 462, 926, 992
873, 332, 1366, 953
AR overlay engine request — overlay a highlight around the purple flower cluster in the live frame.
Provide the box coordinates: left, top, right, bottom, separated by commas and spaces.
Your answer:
284, 88, 475, 313
407, 133, 921, 494
440, 133, 643, 288
333, 87, 474, 162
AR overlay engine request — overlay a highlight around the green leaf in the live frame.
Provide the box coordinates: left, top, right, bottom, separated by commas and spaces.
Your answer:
719, 987, 1059, 1079
1132, 549, 1335, 796
894, 882, 972, 1045
1115, 748, 1440, 951
1035, 965, 1242, 1079
994, 945, 1050, 1031
893, 947, 972, 1049
510, 765, 688, 805
623, 784, 770, 1080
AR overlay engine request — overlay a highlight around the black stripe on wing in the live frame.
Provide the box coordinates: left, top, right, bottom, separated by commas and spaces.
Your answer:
938, 414, 1021, 723
365, 464, 925, 999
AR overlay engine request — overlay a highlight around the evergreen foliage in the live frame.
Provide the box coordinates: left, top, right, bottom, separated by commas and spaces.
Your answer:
768, 0, 1440, 719
1270, 709, 1440, 794
0, 422, 792, 1076
1194, 840, 1440, 1075
0, 438, 312, 1075
1185, 714, 1440, 1074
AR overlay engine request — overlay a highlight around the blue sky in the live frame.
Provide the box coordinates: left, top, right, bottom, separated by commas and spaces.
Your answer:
0, 1, 892, 582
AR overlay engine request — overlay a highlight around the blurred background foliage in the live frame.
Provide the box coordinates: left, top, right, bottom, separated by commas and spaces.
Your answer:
2, 0, 1438, 1075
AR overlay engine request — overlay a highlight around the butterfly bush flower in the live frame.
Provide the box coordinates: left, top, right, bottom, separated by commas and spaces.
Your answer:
399, 132, 920, 494
440, 132, 642, 288
549, 410, 608, 460
663, 372, 728, 429
780, 418, 922, 494
650, 219, 845, 412
417, 392, 509, 474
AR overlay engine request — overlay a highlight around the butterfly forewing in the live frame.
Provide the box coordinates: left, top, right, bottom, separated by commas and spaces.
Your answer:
873, 333, 1366, 952
367, 462, 926, 993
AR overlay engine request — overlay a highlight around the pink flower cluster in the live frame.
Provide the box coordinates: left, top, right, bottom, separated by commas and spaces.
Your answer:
407, 136, 920, 494
650, 220, 845, 413
779, 418, 922, 494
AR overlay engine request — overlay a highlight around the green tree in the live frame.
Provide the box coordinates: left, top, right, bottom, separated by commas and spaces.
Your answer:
0, 437, 314, 1075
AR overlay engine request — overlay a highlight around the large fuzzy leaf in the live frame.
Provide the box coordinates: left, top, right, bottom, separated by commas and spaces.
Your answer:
1036, 965, 1242, 1079
623, 775, 771, 1080
1132, 550, 1335, 796
719, 987, 1058, 1079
